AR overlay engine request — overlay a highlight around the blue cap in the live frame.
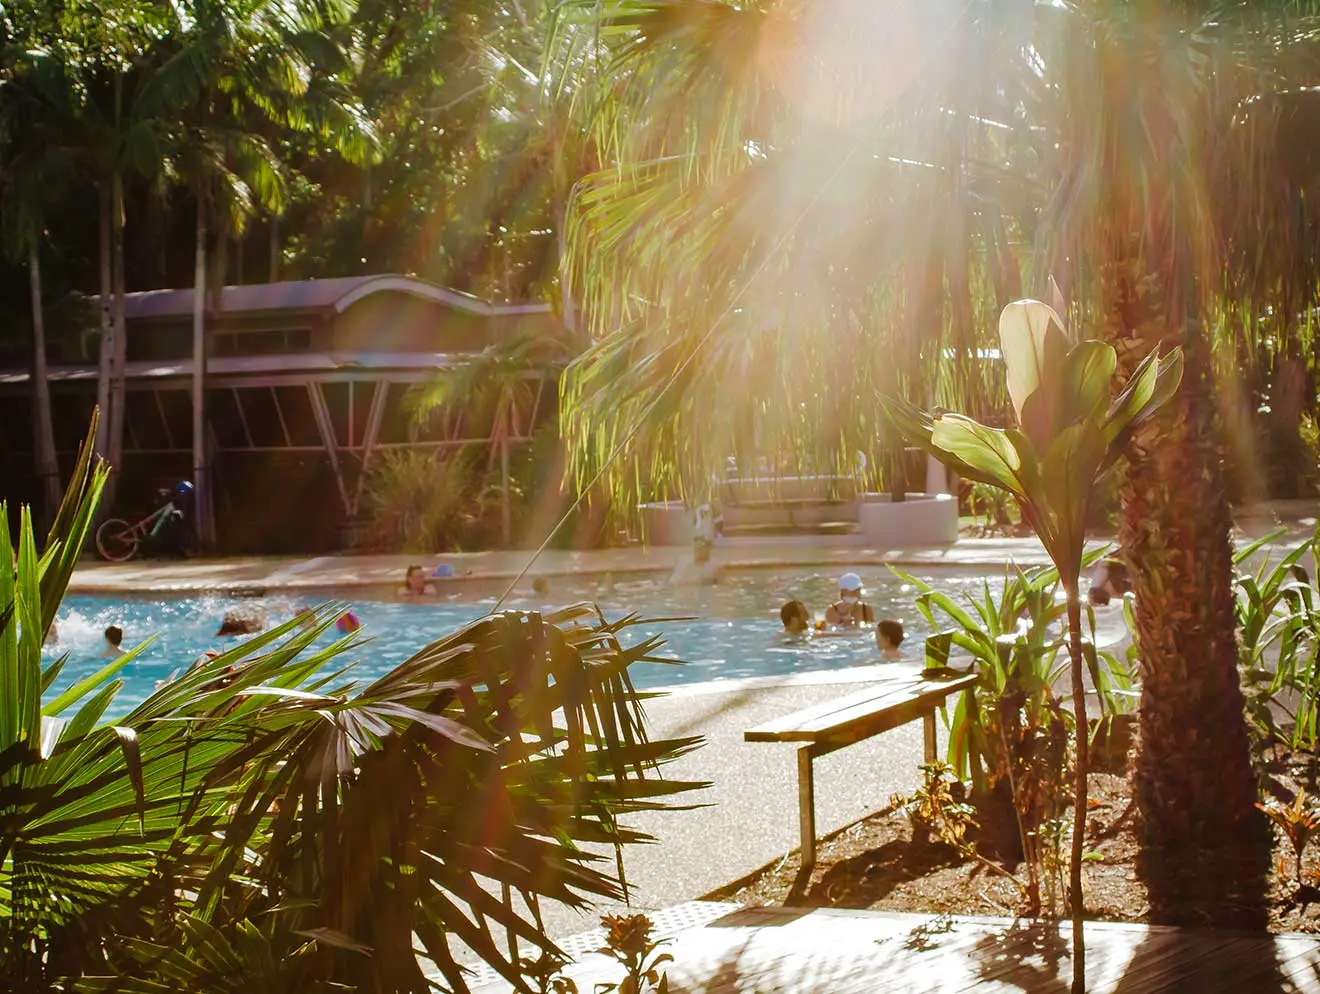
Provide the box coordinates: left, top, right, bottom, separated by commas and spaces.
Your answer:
432, 563, 454, 578
174, 480, 194, 495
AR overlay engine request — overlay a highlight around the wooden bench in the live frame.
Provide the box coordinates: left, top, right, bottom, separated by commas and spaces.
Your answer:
744, 671, 979, 870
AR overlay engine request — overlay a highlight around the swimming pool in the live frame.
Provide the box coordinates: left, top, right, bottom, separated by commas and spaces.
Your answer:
45, 568, 1006, 713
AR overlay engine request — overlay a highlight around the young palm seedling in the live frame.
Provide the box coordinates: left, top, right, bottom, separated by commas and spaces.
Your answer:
1259, 791, 1320, 891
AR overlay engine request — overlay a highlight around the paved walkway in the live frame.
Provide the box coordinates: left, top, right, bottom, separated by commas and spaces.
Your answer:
473, 663, 940, 946
67, 505, 1315, 595
469, 905, 1320, 993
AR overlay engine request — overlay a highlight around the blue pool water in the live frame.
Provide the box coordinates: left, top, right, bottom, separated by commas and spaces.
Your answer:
45, 568, 1005, 713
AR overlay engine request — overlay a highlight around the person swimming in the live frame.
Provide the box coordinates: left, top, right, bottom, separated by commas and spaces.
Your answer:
102, 625, 126, 658
216, 610, 264, 637
399, 564, 438, 598
823, 573, 875, 628
780, 600, 812, 635
876, 619, 905, 661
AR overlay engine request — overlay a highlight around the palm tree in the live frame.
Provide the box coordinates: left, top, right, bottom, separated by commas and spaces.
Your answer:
1037, 0, 1320, 928
132, 0, 377, 549
4, 416, 704, 992
550, 0, 1032, 517
554, 0, 1320, 929
0, 44, 70, 525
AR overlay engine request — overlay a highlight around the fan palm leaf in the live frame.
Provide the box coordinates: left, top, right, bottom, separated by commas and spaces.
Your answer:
3, 418, 706, 993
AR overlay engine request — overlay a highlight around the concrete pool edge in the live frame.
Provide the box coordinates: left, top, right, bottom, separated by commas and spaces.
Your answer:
67, 539, 1062, 596
66, 523, 1309, 598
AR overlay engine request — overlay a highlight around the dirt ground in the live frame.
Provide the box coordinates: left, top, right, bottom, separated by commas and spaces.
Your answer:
708, 769, 1320, 934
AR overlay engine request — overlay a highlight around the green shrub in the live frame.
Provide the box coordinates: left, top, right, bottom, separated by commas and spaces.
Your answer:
893, 559, 1132, 915
362, 448, 476, 552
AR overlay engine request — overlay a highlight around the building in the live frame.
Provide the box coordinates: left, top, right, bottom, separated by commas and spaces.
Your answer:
0, 275, 563, 553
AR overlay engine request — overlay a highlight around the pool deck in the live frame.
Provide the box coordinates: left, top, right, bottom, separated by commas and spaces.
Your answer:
67, 504, 1315, 596
467, 904, 1320, 993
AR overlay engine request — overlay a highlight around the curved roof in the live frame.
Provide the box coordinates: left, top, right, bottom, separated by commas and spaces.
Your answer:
121, 274, 551, 322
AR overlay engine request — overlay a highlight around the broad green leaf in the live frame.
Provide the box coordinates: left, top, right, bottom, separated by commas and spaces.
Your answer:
1060, 340, 1118, 426
930, 415, 1028, 498
1102, 348, 1160, 440
1042, 420, 1108, 580
43, 641, 146, 717
999, 298, 1069, 435
1125, 347, 1184, 430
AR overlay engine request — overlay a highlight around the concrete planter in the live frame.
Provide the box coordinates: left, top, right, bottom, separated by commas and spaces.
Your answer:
638, 501, 695, 546
858, 492, 958, 547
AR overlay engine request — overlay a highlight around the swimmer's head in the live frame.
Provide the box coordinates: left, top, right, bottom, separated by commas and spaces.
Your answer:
104, 625, 123, 648
838, 572, 863, 601
877, 619, 904, 651
780, 600, 810, 634
216, 611, 264, 637
532, 577, 549, 596
405, 565, 426, 592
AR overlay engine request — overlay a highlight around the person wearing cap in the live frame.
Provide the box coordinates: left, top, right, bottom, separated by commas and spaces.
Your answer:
824, 572, 875, 628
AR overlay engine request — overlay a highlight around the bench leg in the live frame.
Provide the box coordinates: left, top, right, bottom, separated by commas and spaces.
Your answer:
797, 746, 816, 872
923, 711, 938, 764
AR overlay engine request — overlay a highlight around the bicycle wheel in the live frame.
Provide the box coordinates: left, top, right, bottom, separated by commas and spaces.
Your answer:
96, 518, 140, 562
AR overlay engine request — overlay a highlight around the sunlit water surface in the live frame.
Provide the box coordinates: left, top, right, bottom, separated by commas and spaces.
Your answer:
46, 569, 1018, 714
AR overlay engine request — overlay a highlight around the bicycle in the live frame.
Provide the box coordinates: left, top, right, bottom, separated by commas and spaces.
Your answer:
95, 482, 193, 562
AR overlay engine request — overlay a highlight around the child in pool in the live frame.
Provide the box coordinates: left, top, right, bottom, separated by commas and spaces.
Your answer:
876, 619, 905, 661
779, 600, 812, 636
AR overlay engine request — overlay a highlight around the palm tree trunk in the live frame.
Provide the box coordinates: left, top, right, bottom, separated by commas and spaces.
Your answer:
193, 195, 212, 551
1065, 585, 1088, 994
95, 185, 113, 460
107, 169, 128, 493
28, 244, 60, 525
1101, 239, 1269, 928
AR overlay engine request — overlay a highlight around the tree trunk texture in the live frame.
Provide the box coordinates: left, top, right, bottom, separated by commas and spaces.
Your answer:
28, 245, 61, 525
107, 170, 128, 500
193, 196, 213, 551
95, 186, 113, 460
1100, 234, 1269, 929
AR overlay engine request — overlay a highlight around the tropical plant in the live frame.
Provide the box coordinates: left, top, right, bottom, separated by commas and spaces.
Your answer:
967, 481, 1017, 536
2, 413, 706, 993
548, 0, 1320, 938
1233, 528, 1320, 795
891, 760, 977, 854
1038, 0, 1320, 932
1259, 791, 1320, 886
551, 0, 1029, 520
884, 296, 1182, 990
362, 448, 478, 553
896, 559, 1131, 918
128, 0, 378, 548
520, 949, 580, 994
412, 332, 572, 545
593, 914, 672, 994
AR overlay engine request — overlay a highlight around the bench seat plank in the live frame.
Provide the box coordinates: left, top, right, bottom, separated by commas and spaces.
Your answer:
744, 672, 978, 744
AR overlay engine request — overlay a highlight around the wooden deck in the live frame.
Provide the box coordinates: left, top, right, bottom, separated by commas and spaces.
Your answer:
472, 904, 1320, 993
